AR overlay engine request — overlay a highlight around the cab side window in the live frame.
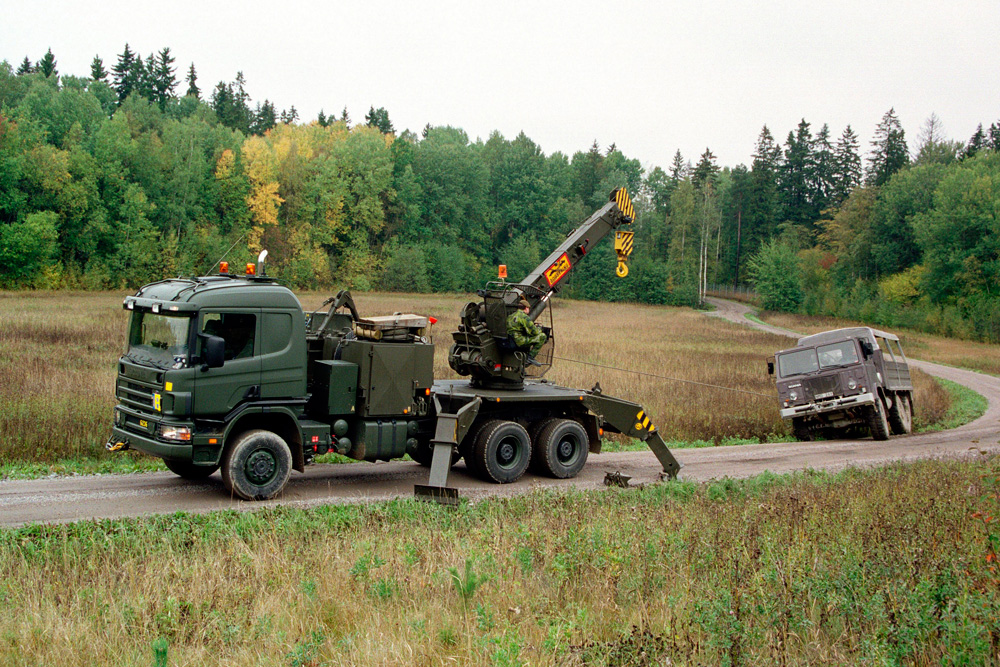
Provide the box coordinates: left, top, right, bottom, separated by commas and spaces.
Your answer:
202, 313, 257, 361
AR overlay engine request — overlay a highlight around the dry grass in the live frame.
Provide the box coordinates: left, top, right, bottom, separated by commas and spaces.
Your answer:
2, 458, 999, 665
762, 311, 1000, 376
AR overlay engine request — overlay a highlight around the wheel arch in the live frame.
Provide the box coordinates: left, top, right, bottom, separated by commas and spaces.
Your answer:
224, 407, 304, 472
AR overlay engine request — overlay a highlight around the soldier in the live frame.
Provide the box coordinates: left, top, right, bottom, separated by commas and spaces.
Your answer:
507, 297, 547, 360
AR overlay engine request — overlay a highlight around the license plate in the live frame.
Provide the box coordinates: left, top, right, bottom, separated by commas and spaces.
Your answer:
815, 392, 833, 400
139, 419, 148, 428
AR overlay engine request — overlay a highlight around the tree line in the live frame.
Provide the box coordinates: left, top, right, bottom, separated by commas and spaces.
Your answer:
2, 46, 999, 341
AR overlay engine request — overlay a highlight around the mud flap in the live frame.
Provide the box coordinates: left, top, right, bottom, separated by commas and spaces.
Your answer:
582, 393, 681, 479
414, 395, 482, 504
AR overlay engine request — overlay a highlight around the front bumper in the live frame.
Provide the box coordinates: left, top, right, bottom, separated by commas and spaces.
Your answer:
780, 391, 876, 419
107, 424, 194, 460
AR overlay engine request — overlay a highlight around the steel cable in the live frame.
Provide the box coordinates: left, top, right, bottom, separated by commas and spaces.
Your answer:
551, 355, 774, 399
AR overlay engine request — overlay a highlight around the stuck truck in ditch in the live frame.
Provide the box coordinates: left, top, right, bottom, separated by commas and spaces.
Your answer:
107, 189, 680, 502
770, 327, 914, 441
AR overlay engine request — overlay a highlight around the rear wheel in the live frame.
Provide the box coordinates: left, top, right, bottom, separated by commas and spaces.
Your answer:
533, 419, 589, 479
528, 417, 560, 473
222, 429, 292, 500
470, 420, 531, 484
867, 396, 891, 441
888, 392, 913, 435
164, 459, 219, 480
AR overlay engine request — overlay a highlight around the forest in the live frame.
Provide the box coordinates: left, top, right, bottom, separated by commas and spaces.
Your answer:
2, 46, 999, 341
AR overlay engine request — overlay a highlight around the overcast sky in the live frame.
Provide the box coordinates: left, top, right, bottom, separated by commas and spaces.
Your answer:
4, 0, 998, 171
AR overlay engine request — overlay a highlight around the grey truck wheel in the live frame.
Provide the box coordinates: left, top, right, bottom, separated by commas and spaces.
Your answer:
791, 417, 813, 441
222, 429, 292, 500
470, 420, 531, 484
888, 392, 913, 435
164, 458, 219, 480
533, 419, 589, 479
867, 396, 891, 441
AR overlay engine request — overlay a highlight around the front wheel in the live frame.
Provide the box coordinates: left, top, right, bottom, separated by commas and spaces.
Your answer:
533, 419, 589, 479
164, 458, 219, 480
470, 420, 531, 484
222, 429, 292, 500
867, 397, 891, 441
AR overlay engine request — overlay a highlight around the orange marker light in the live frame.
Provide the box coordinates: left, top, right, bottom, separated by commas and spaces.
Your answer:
246, 263, 256, 275
219, 261, 229, 274
209, 438, 218, 444
498, 264, 507, 279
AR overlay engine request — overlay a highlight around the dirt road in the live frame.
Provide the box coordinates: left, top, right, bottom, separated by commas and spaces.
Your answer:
3, 299, 998, 527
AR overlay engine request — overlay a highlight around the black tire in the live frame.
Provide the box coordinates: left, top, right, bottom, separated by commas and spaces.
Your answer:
888, 392, 913, 435
470, 420, 531, 484
533, 419, 589, 479
164, 458, 219, 480
221, 429, 292, 500
528, 417, 560, 473
867, 396, 891, 441
791, 418, 812, 441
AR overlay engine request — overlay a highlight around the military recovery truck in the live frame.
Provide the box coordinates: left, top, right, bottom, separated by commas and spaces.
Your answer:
769, 327, 914, 441
107, 189, 680, 502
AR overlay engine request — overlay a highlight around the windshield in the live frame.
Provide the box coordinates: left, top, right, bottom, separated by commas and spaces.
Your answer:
126, 311, 192, 369
777, 348, 818, 377
817, 340, 860, 368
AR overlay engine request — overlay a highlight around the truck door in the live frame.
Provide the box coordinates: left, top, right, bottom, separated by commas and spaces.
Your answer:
193, 309, 262, 414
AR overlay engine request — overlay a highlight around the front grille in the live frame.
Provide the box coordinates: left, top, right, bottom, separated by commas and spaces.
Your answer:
118, 379, 156, 410
803, 374, 840, 399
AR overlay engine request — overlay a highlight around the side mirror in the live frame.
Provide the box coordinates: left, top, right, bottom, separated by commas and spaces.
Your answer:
199, 334, 225, 370
767, 361, 775, 376
860, 340, 874, 359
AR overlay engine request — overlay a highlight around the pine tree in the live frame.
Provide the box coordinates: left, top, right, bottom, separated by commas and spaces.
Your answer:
250, 100, 276, 135
811, 123, 835, 214
90, 55, 108, 82
135, 53, 157, 102
16, 57, 34, 76
38, 48, 57, 77
365, 106, 394, 133
865, 108, 909, 187
990, 122, 1000, 152
340, 106, 351, 127
832, 125, 862, 203
691, 148, 719, 190
185, 63, 199, 99
669, 149, 687, 183
280, 106, 299, 124
778, 119, 815, 225
112, 43, 138, 103
153, 47, 177, 110
962, 123, 986, 159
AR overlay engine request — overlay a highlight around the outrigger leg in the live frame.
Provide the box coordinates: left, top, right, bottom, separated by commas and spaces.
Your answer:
582, 393, 681, 479
414, 395, 482, 505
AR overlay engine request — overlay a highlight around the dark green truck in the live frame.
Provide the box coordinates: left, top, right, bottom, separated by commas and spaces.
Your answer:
107, 189, 680, 501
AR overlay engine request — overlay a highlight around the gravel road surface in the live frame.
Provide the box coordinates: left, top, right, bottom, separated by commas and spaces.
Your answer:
2, 298, 998, 527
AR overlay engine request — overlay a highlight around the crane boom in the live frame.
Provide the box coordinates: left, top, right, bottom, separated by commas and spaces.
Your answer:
519, 188, 634, 318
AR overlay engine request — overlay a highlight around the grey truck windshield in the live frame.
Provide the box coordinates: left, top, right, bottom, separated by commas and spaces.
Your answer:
126, 311, 192, 369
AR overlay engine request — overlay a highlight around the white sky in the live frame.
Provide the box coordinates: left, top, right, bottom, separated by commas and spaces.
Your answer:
4, 0, 998, 172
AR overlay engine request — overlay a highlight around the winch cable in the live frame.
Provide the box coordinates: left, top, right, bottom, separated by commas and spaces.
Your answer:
551, 355, 774, 399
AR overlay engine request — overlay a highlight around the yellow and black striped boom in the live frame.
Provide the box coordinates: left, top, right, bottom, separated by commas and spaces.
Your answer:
520, 187, 636, 317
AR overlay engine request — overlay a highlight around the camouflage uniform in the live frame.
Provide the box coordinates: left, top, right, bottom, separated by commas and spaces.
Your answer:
506, 310, 547, 356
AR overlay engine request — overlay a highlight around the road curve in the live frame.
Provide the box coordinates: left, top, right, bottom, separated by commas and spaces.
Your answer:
2, 299, 998, 527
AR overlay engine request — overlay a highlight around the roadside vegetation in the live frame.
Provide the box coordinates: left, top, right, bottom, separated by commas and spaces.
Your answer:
1, 291, 973, 479
3, 458, 999, 666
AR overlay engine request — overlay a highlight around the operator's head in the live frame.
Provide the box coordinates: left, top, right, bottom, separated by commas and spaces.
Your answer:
518, 297, 530, 313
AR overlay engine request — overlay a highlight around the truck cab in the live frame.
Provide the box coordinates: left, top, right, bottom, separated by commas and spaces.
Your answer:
772, 327, 914, 441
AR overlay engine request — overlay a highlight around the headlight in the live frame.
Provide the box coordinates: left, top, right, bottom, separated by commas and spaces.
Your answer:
789, 390, 799, 401
848, 378, 857, 390
160, 425, 192, 441
114, 409, 122, 425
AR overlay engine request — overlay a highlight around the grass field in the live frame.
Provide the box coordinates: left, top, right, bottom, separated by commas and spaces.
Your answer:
760, 311, 1000, 376
0, 291, 968, 477
2, 458, 999, 666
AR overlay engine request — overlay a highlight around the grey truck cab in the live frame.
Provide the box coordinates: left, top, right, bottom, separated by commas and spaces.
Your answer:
770, 327, 914, 441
